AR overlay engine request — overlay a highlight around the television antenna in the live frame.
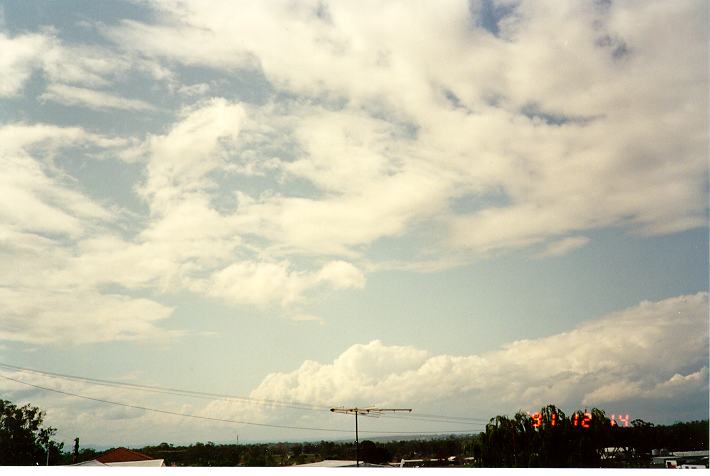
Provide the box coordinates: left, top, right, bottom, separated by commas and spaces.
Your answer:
330, 407, 412, 467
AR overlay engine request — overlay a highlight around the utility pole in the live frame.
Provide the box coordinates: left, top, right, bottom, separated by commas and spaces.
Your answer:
330, 407, 412, 467
72, 438, 80, 464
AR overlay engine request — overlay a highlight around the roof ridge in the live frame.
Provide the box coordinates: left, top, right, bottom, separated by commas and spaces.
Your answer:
96, 447, 154, 463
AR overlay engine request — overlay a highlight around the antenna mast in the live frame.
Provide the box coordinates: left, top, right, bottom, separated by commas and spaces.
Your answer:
330, 407, 412, 467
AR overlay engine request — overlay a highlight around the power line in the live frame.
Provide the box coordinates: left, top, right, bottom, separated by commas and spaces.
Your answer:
331, 407, 412, 467
0, 373, 346, 433
414, 412, 490, 422
0, 373, 482, 435
0, 362, 327, 412
380, 414, 488, 425
0, 361, 491, 426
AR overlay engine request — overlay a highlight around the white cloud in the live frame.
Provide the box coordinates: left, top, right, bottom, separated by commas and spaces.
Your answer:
0, 293, 705, 444
206, 261, 312, 307
0, 287, 176, 345
0, 123, 130, 162
253, 340, 431, 406
0, 29, 138, 97
40, 41, 132, 88
0, 368, 268, 446
103, 0, 706, 258
2, 0, 706, 346
0, 122, 100, 153
317, 261, 365, 289
203, 259, 365, 308
0, 123, 117, 238
534, 236, 590, 258
582, 367, 709, 405
0, 31, 47, 96
140, 98, 246, 212
178, 82, 211, 97
0, 123, 186, 345
250, 293, 709, 414
288, 313, 326, 326
40, 83, 156, 111
0, 110, 371, 340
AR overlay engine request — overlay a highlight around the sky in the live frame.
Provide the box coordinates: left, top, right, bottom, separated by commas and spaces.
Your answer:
0, 0, 708, 448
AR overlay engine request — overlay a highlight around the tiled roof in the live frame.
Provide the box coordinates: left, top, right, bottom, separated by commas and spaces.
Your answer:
95, 447, 154, 463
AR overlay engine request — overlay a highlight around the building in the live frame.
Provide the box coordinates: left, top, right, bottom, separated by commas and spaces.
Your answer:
651, 449, 708, 468
295, 460, 390, 467
73, 447, 165, 467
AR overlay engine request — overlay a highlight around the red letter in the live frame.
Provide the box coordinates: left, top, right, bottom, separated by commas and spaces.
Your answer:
532, 412, 542, 428
618, 414, 629, 427
610, 414, 617, 426
573, 413, 579, 427
551, 413, 557, 427
582, 412, 592, 428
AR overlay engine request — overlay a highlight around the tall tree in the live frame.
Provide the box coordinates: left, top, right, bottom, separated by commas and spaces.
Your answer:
0, 399, 63, 465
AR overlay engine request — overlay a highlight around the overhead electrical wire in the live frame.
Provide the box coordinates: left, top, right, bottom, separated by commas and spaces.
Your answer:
0, 361, 489, 430
0, 362, 327, 412
0, 373, 482, 435
0, 362, 490, 425
380, 414, 489, 425
0, 362, 488, 427
414, 412, 490, 422
0, 373, 350, 433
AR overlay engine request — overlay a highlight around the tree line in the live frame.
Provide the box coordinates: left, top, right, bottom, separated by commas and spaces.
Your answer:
1, 398, 707, 466
476, 404, 708, 467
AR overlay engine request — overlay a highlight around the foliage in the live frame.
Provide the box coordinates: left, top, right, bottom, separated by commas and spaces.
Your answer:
131, 414, 707, 467
4, 398, 704, 467
478, 404, 708, 468
360, 440, 391, 464
0, 399, 63, 466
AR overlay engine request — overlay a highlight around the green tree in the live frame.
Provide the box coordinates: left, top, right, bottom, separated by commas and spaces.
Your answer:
0, 399, 63, 465
360, 440, 391, 464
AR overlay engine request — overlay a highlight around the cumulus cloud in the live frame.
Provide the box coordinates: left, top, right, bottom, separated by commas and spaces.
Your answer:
250, 293, 709, 416
317, 261, 365, 289
582, 367, 709, 405
206, 261, 312, 307
203, 259, 365, 307
0, 293, 705, 444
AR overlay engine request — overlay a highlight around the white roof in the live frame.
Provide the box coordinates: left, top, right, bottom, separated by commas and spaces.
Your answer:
295, 460, 389, 467
106, 459, 165, 467
73, 459, 165, 467
73, 460, 107, 466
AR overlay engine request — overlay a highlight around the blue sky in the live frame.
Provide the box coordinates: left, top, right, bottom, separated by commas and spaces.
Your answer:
0, 0, 707, 446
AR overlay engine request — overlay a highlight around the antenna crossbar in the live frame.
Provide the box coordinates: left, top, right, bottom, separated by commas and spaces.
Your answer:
330, 407, 413, 467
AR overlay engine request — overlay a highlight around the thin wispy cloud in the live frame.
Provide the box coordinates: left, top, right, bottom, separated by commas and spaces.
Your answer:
40, 84, 157, 111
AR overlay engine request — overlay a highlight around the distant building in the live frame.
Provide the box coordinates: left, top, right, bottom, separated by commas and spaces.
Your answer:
295, 460, 390, 467
651, 449, 708, 468
73, 447, 165, 467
